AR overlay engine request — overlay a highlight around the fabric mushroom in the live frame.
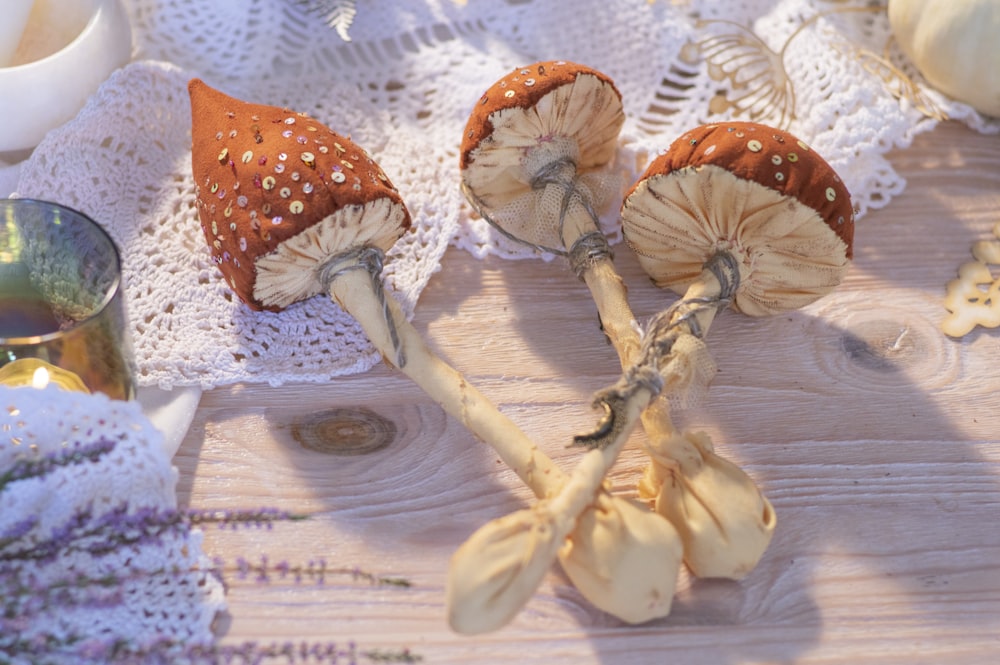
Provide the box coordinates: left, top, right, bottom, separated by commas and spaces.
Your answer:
460, 60, 625, 258
458, 60, 689, 629
612, 121, 854, 572
452, 60, 695, 629
458, 61, 776, 589
188, 79, 681, 635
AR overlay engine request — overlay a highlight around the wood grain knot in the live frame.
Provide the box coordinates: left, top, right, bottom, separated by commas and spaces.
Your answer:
840, 320, 917, 372
291, 407, 397, 456
806, 292, 960, 392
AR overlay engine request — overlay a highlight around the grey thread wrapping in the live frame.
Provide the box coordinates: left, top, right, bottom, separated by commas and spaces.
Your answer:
639, 251, 741, 366
461, 156, 611, 265
318, 246, 406, 369
575, 252, 741, 448
568, 231, 613, 279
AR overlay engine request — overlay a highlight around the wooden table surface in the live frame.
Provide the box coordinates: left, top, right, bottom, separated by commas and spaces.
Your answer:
174, 121, 1000, 664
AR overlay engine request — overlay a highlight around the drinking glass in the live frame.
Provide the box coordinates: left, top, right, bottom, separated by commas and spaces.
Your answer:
0, 198, 135, 399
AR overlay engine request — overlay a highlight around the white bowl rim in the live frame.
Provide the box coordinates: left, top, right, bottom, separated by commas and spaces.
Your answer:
1, 0, 120, 74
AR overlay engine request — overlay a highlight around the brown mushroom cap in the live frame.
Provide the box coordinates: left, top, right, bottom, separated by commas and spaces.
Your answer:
460, 60, 622, 170
189, 79, 411, 311
622, 121, 855, 317
460, 61, 625, 253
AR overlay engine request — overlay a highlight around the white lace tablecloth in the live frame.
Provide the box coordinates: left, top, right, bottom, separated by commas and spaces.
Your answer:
12, 0, 999, 390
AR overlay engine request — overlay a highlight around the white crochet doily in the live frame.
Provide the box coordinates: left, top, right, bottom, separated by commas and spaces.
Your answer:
0, 385, 224, 661
13, 0, 999, 390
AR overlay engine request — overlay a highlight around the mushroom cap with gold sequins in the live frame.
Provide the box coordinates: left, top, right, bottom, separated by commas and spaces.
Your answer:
189, 79, 411, 311
459, 60, 625, 253
622, 121, 855, 317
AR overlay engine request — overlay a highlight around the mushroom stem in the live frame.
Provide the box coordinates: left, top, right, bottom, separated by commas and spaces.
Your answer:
187, 75, 681, 631
319, 247, 560, 496
471, 135, 774, 577
582, 252, 740, 449
319, 246, 683, 632
565, 215, 776, 579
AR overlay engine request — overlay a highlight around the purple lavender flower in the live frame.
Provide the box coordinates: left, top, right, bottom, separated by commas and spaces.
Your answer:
2, 438, 418, 664
0, 438, 117, 491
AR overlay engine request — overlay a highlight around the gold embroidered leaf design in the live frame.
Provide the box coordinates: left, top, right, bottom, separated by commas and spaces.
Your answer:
832, 41, 948, 121
943, 222, 1000, 337
694, 6, 898, 129
292, 0, 358, 41
695, 20, 795, 129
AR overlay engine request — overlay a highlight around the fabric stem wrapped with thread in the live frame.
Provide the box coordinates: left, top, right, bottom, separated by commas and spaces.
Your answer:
188, 79, 680, 637
615, 121, 856, 574
457, 61, 804, 588
448, 61, 692, 633
451, 61, 774, 633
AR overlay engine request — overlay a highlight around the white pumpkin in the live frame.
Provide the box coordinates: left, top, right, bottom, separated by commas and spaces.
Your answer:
888, 0, 1000, 117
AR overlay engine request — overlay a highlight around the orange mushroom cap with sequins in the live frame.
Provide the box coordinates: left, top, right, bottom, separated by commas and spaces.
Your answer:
189, 79, 410, 311
622, 121, 855, 317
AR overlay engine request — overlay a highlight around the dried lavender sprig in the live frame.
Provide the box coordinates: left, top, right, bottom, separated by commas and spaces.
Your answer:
0, 438, 117, 491
219, 555, 412, 588
0, 504, 185, 564
1, 632, 422, 664
187, 507, 309, 529
1, 555, 408, 613
1, 565, 178, 619
0, 515, 38, 554
1, 504, 310, 565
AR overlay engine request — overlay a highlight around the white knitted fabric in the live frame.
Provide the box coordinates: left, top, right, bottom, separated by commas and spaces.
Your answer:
0, 385, 224, 661
13, 0, 999, 390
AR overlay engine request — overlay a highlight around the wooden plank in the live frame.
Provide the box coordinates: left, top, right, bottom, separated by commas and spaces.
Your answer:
175, 121, 1000, 663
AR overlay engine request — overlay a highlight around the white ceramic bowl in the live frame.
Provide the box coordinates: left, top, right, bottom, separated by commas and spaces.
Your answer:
0, 0, 34, 67
0, 0, 132, 155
